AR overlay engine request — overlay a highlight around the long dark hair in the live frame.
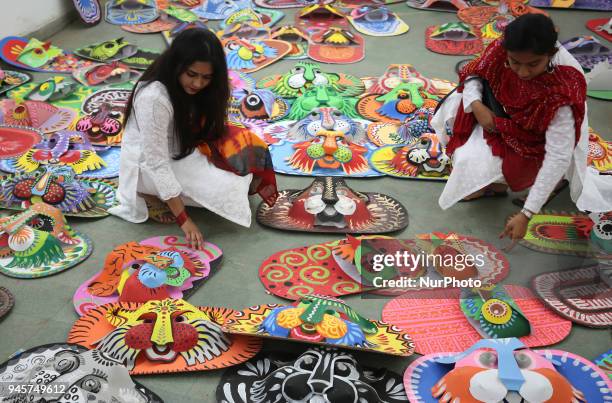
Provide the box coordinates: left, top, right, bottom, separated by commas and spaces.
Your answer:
123, 28, 230, 159
502, 14, 558, 55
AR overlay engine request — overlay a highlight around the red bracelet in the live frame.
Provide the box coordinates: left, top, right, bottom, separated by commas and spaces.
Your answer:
175, 210, 189, 227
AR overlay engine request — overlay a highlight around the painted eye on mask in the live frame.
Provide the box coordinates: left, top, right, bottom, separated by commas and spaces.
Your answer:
54, 353, 80, 374
514, 351, 533, 369
227, 42, 240, 51
294, 354, 318, 371
334, 195, 357, 215
333, 358, 359, 379
80, 375, 102, 393
245, 94, 262, 107
304, 196, 326, 214
478, 351, 498, 368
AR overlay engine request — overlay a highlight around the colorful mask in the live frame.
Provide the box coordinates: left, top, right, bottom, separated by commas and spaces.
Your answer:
403, 339, 612, 403
68, 298, 263, 374
257, 61, 365, 98
461, 285, 531, 339
0, 124, 42, 159
348, 5, 409, 37
223, 294, 415, 356
367, 107, 436, 147
115, 48, 161, 71
192, 0, 251, 20
75, 37, 138, 62
285, 107, 369, 174
0, 202, 92, 278
220, 7, 284, 28
521, 211, 602, 257
105, 0, 158, 25
25, 76, 77, 102
235, 88, 289, 121
308, 27, 365, 64
296, 3, 347, 33
0, 99, 76, 133
533, 264, 612, 328
0, 344, 163, 402
270, 25, 310, 59
481, 13, 515, 42
371, 133, 452, 178
74, 61, 140, 86
367, 64, 436, 95
426, 23, 484, 55
0, 165, 117, 217
0, 69, 31, 96
73, 0, 102, 25
256, 176, 409, 233
258, 235, 425, 299
288, 85, 360, 120
288, 130, 369, 175
218, 21, 270, 39
164, 5, 198, 22
357, 82, 438, 123
562, 35, 612, 71
16, 38, 63, 68
74, 237, 223, 315
223, 37, 290, 73
382, 285, 571, 356
12, 130, 108, 176
217, 347, 409, 403
588, 129, 612, 172
76, 102, 124, 143
431, 21, 478, 40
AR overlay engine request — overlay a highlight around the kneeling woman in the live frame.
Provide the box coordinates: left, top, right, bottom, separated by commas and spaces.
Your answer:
432, 14, 604, 243
109, 29, 277, 249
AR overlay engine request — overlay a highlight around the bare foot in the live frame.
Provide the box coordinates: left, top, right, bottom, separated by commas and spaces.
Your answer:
463, 188, 488, 201
462, 184, 508, 202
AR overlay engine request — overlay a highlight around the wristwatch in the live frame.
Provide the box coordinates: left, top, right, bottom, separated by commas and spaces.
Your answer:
520, 208, 534, 219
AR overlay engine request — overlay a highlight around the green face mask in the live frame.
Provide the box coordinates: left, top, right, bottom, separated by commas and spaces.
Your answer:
17, 38, 63, 68
288, 85, 360, 120
84, 38, 132, 61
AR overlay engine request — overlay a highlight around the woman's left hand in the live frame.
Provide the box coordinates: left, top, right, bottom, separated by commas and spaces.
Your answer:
499, 212, 530, 251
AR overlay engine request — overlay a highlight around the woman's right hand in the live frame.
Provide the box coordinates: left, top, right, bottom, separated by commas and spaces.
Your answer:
181, 218, 205, 250
471, 101, 497, 132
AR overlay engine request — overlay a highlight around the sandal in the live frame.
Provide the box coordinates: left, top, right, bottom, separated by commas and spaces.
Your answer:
512, 179, 569, 208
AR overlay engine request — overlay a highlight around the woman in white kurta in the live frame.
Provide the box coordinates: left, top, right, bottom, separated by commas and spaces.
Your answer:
431, 14, 611, 244
109, 29, 277, 250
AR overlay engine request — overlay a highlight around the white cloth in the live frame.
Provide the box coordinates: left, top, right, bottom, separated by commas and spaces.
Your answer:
108, 81, 253, 227
431, 44, 612, 213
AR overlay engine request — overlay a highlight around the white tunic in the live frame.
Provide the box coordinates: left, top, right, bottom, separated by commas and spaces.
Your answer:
108, 81, 253, 227
431, 45, 611, 213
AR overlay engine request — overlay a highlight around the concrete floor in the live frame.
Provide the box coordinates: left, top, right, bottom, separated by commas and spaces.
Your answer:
1, 2, 611, 402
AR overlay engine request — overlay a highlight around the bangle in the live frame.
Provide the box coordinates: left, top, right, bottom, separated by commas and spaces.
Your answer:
175, 210, 189, 227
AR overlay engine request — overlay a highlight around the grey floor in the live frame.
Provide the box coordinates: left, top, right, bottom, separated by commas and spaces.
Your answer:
1, 2, 611, 402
